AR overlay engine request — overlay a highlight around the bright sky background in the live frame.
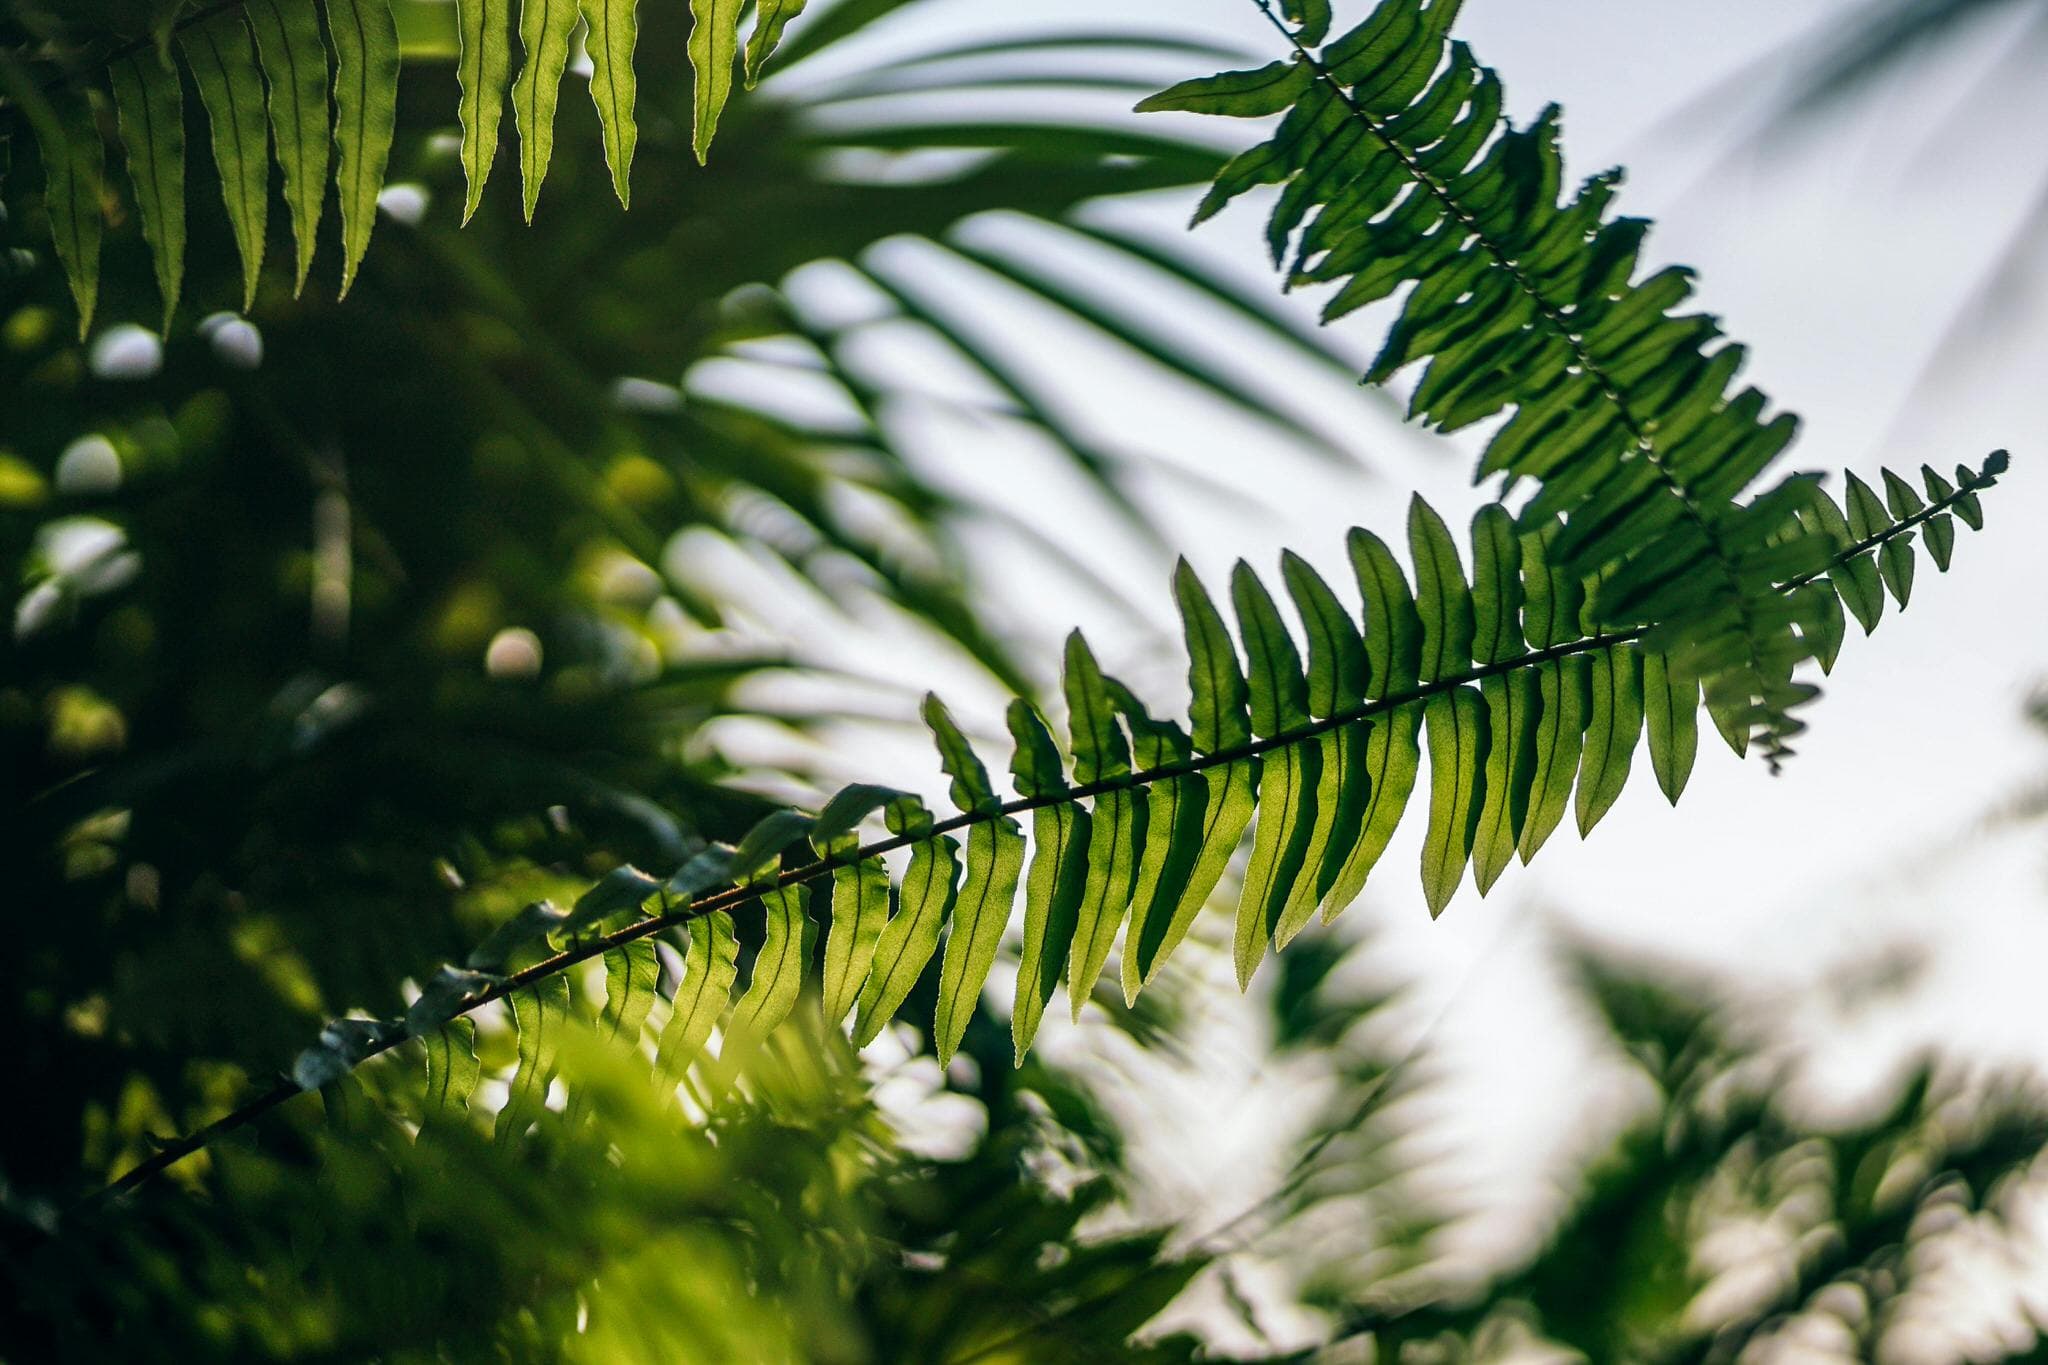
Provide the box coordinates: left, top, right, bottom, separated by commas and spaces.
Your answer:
696, 0, 2048, 1340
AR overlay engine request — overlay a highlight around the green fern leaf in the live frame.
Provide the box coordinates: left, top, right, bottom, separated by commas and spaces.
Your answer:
1063, 633, 1148, 1014
1520, 655, 1588, 863
1135, 58, 1312, 119
1280, 552, 1371, 944
923, 692, 999, 815
1800, 485, 1883, 635
178, 13, 270, 311
727, 884, 811, 1044
1103, 680, 1207, 1005
420, 1018, 482, 1135
654, 909, 737, 1083
1470, 670, 1537, 894
1878, 534, 1915, 608
109, 52, 185, 333
327, 0, 400, 296
577, 0, 639, 206
597, 939, 661, 1046
1467, 508, 1536, 890
1317, 527, 1423, 922
1641, 650, 1700, 804
454, 0, 510, 221
246, 0, 329, 293
1009, 699, 1089, 1062
811, 783, 907, 1026
1130, 567, 1256, 987
1575, 644, 1644, 835
728, 808, 816, 884
852, 798, 955, 1047
126, 452, 2011, 1179
821, 858, 887, 1027
1147, 0, 1845, 761
1410, 497, 1475, 685
1281, 0, 1334, 44
934, 819, 1026, 1066
921, 695, 1027, 1061
497, 970, 570, 1140
1420, 686, 1485, 916
1175, 559, 1252, 752
7, 78, 102, 338
743, 0, 810, 89
1232, 563, 1319, 985
687, 0, 744, 164
512, 0, 580, 219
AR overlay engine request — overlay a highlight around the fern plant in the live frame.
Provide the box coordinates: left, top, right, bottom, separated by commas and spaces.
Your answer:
0, 0, 813, 331
66, 0, 2012, 1206
105, 452, 2004, 1198
1145, 0, 1867, 768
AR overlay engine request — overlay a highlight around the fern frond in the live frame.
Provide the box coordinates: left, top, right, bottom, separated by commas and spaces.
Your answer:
99, 452, 2005, 1199
3, 0, 810, 320
1138, 0, 1853, 766
245, 0, 330, 294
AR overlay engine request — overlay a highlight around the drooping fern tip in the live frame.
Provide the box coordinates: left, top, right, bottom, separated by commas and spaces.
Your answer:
2, 0, 806, 326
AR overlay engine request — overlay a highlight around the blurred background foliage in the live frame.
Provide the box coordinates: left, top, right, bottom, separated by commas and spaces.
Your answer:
6, 0, 2048, 1358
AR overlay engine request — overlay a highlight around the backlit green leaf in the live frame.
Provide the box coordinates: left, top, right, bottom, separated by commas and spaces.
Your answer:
728, 885, 812, 1043
1642, 649, 1699, 805
1520, 655, 1588, 863
246, 0, 329, 292
179, 13, 270, 309
1575, 644, 1644, 836
497, 970, 570, 1140
598, 939, 661, 1046
420, 1019, 481, 1135
934, 818, 1026, 1064
327, 0, 401, 296
688, 0, 745, 163
109, 52, 186, 333
512, 0, 581, 219
1175, 559, 1252, 753
744, 0, 810, 88
1471, 668, 1538, 894
654, 910, 738, 1083
1420, 686, 1485, 916
578, 0, 639, 206
821, 859, 889, 1028
853, 823, 960, 1047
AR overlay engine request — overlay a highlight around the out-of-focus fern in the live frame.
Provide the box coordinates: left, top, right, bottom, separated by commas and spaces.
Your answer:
0, 0, 818, 328
103, 452, 2004, 1198
1139, 0, 1877, 765
33, 1004, 1212, 1360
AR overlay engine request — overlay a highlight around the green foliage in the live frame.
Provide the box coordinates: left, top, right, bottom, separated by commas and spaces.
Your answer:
1141, 0, 1885, 766
1, 11, 2023, 1357
0, 0, 816, 325
228, 453, 1999, 1178
1289, 944, 2048, 1359
21, 1003, 1209, 1360
3, 0, 1345, 1227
